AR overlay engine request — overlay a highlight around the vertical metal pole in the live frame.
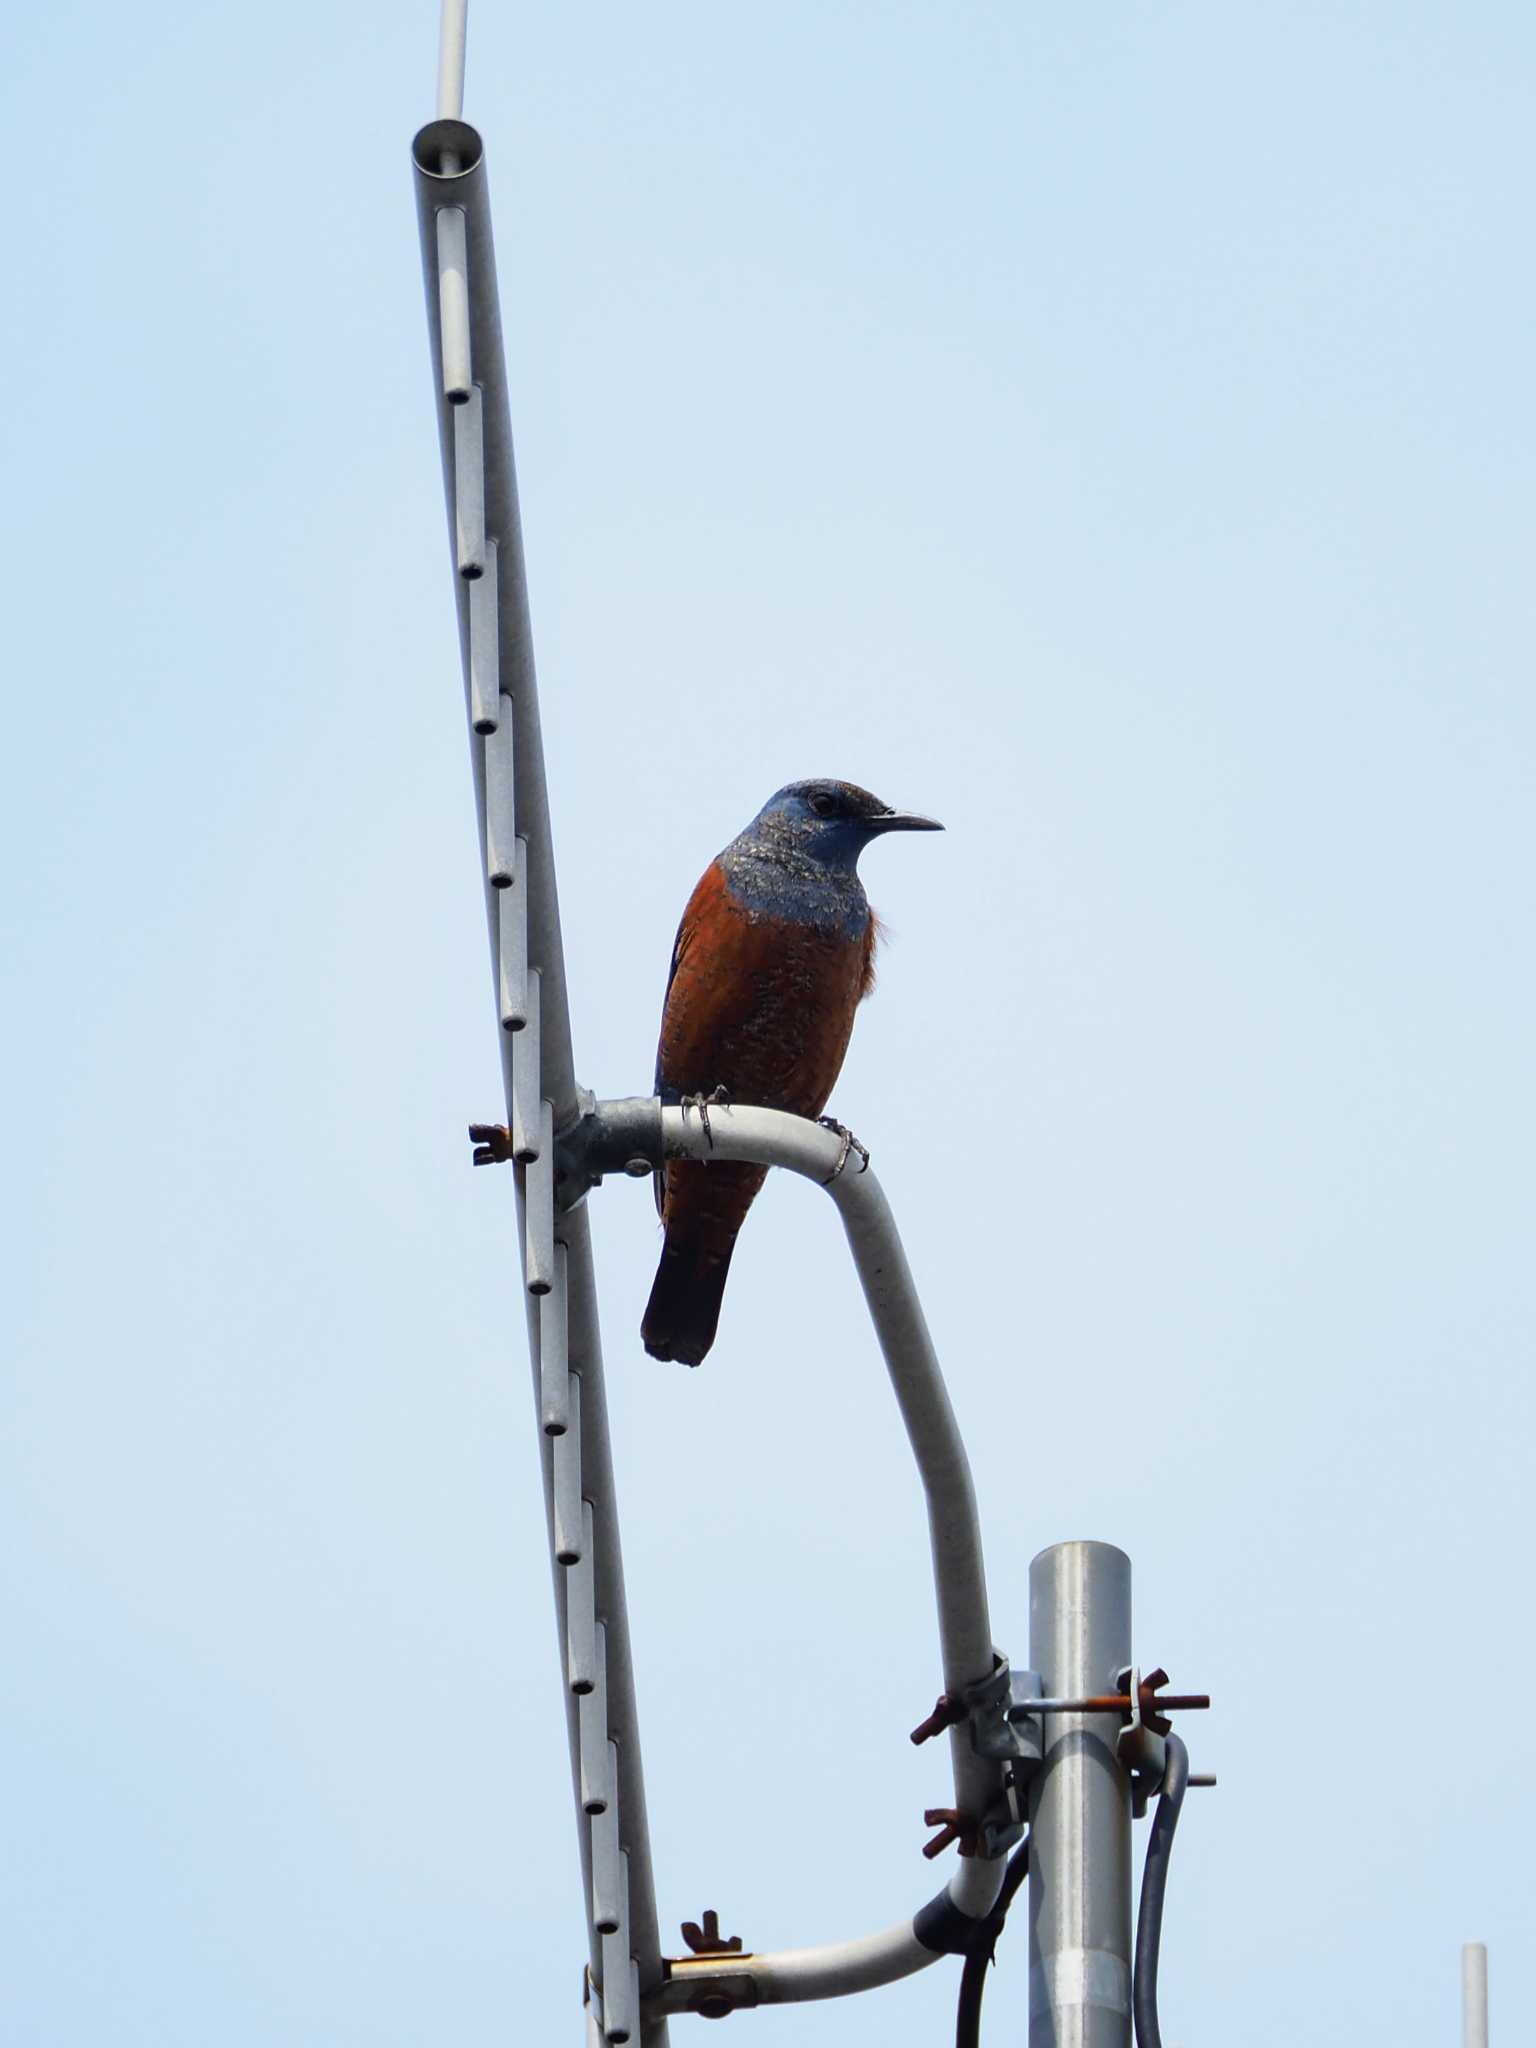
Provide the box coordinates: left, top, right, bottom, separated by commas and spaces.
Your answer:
1463, 1943, 1488, 2048
1028, 1542, 1133, 2048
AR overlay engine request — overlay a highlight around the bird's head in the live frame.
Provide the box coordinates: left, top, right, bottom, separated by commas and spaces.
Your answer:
750, 779, 944, 869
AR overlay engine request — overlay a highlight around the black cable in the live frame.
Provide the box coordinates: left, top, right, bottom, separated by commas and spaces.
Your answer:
1132, 1731, 1189, 2048
953, 1835, 1029, 2048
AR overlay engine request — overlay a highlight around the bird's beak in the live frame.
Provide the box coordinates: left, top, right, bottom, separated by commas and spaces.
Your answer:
871, 810, 944, 833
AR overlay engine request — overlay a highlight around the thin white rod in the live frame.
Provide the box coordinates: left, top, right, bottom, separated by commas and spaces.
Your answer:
1463, 1943, 1488, 2048
579, 1623, 612, 1812
435, 205, 471, 402
511, 968, 542, 1158
566, 1499, 598, 1695
539, 1239, 571, 1433
497, 842, 528, 1031
552, 1373, 583, 1566
591, 1761, 622, 1934
436, 0, 468, 122
602, 1855, 634, 2042
484, 665, 516, 882
452, 385, 485, 578
525, 1099, 556, 1292
468, 539, 499, 732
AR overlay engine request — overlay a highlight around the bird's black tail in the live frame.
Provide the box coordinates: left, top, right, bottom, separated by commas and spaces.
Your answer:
642, 1236, 736, 1366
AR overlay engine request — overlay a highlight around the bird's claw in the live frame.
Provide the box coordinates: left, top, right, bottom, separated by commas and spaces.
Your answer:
468, 1122, 515, 1166
680, 1085, 731, 1151
816, 1116, 869, 1183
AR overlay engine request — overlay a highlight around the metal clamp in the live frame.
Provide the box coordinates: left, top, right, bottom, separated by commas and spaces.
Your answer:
552, 1091, 664, 1211
1114, 1665, 1168, 1819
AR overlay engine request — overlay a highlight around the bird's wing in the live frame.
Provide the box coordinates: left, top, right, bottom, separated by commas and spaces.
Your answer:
652, 863, 723, 1214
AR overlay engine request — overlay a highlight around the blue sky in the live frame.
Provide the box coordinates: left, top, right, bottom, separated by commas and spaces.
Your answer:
3, 3, 1532, 2042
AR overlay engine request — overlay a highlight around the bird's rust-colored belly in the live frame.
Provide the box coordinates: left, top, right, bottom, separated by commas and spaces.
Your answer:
657, 865, 872, 1115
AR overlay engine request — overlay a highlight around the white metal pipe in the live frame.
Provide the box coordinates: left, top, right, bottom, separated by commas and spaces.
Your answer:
435, 0, 468, 122
580, 1623, 612, 1813
539, 1239, 571, 1434
1463, 1943, 1488, 2048
640, 1101, 1005, 2015
552, 1373, 583, 1566
525, 1100, 556, 1292
511, 969, 542, 1159
468, 538, 499, 732
658, 1103, 1000, 1826
484, 664, 515, 883
591, 1762, 623, 1934
452, 384, 485, 578
435, 204, 471, 402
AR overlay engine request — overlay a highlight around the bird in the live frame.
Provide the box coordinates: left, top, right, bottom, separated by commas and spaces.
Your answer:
643, 777, 942, 1366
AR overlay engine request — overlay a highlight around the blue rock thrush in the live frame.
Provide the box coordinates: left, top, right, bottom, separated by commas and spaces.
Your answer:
643, 777, 942, 1366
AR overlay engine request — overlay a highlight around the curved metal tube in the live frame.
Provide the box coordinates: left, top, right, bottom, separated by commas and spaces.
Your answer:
645, 1103, 1007, 2015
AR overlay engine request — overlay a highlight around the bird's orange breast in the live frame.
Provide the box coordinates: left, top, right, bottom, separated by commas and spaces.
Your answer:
656, 860, 876, 1118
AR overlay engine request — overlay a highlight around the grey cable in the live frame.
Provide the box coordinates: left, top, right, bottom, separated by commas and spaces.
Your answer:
1132, 1731, 1189, 2048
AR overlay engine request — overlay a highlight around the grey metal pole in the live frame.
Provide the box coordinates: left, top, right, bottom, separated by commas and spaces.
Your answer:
1028, 1542, 1133, 2048
1463, 1943, 1488, 2048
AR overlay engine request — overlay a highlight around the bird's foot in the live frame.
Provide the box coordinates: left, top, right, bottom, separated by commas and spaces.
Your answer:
816, 1115, 869, 1183
468, 1122, 515, 1166
680, 1085, 731, 1150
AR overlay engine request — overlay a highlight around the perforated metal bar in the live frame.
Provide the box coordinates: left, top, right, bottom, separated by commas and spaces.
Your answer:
413, 92, 664, 2045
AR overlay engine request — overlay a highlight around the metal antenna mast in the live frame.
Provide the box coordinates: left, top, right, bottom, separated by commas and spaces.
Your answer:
410, 6, 1210, 2040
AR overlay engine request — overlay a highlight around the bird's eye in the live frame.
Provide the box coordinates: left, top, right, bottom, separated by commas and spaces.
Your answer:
808, 792, 836, 818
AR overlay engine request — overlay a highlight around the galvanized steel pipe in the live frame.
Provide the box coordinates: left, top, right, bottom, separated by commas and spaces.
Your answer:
1463, 1942, 1488, 2048
1028, 1542, 1133, 2048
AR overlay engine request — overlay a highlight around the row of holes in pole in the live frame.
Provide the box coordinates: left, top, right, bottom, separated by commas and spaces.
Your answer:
445, 208, 638, 2037
529, 1226, 638, 2042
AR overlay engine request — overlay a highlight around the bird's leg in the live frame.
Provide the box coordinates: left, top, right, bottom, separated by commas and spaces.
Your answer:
680, 1084, 731, 1151
816, 1115, 869, 1183
468, 1122, 515, 1166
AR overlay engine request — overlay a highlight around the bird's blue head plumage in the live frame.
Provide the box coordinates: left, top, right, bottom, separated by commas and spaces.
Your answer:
718, 779, 942, 935
745, 778, 944, 872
